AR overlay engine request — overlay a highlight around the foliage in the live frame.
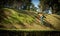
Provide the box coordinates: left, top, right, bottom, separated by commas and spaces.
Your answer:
0, 0, 32, 10
30, 3, 38, 11
39, 0, 60, 14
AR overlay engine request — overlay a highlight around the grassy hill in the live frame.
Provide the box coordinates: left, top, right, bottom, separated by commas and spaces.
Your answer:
45, 14, 60, 30
0, 8, 60, 31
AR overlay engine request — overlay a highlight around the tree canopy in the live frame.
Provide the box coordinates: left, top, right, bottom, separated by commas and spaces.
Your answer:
39, 0, 60, 14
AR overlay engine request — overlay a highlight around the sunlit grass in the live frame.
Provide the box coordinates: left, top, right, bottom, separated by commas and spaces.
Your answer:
2, 8, 35, 24
45, 14, 60, 30
0, 8, 60, 30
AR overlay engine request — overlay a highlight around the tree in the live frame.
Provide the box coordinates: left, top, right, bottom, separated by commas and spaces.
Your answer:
39, 0, 60, 14
0, 0, 32, 10
22, 0, 32, 10
30, 3, 37, 11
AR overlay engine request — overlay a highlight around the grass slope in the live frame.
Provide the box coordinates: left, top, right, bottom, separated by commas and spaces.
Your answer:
0, 8, 60, 30
45, 14, 60, 30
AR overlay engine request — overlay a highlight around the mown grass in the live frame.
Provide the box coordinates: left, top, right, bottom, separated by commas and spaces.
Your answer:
2, 8, 35, 24
1, 8, 60, 30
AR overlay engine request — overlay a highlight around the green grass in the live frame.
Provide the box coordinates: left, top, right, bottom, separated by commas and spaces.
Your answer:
1, 8, 60, 30
2, 8, 35, 24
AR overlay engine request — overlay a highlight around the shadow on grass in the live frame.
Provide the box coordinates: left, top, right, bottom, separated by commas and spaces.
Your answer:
0, 9, 6, 23
9, 16, 26, 26
53, 16, 60, 20
43, 20, 56, 29
0, 24, 6, 28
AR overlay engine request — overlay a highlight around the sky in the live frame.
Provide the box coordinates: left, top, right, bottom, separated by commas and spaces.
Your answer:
32, 0, 52, 13
32, 0, 39, 8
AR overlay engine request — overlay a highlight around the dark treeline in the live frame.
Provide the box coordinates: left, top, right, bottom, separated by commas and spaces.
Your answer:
39, 0, 60, 14
0, 0, 38, 11
0, 0, 60, 13
0, 0, 32, 10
